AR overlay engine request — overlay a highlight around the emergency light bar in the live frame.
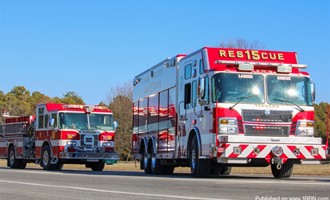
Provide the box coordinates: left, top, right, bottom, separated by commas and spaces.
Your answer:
63, 104, 85, 109
214, 60, 307, 73
63, 105, 108, 110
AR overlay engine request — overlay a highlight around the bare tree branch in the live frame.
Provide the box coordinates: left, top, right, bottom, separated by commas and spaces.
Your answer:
219, 38, 266, 49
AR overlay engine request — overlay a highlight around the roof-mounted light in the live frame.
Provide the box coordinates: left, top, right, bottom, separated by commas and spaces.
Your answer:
277, 65, 292, 73
214, 60, 307, 73
63, 104, 84, 109
238, 63, 254, 71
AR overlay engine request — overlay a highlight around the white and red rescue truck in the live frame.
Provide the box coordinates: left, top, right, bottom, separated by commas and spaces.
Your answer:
132, 47, 327, 178
0, 103, 119, 171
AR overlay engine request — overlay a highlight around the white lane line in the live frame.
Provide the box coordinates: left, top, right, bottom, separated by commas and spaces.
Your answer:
1, 169, 329, 186
0, 179, 227, 200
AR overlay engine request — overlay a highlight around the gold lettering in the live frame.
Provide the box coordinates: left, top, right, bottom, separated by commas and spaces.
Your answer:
269, 53, 276, 60
228, 50, 235, 58
278, 53, 284, 60
261, 52, 268, 60
219, 50, 226, 57
252, 50, 260, 60
237, 51, 244, 58
245, 50, 251, 60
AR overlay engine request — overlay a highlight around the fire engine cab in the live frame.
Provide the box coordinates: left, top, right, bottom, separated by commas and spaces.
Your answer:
0, 103, 119, 171
132, 47, 327, 178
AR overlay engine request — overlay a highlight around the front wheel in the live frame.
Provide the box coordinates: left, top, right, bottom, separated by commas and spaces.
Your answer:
89, 161, 105, 171
271, 160, 294, 178
41, 145, 56, 170
211, 164, 231, 176
190, 135, 210, 178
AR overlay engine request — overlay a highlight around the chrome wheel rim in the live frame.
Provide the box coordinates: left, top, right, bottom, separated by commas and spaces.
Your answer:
191, 147, 196, 170
42, 150, 49, 166
9, 150, 15, 165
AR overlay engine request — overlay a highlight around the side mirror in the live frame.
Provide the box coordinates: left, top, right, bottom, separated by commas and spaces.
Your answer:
310, 82, 315, 102
49, 118, 55, 127
114, 121, 118, 130
198, 77, 208, 106
198, 78, 205, 98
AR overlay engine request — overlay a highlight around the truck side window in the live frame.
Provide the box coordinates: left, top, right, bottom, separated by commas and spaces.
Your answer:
199, 59, 204, 75
45, 114, 49, 129
38, 107, 45, 129
185, 64, 192, 79
200, 76, 209, 105
50, 113, 57, 128
184, 83, 191, 109
192, 80, 197, 108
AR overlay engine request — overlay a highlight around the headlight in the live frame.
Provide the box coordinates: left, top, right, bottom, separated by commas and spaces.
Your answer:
102, 141, 114, 148
67, 141, 77, 146
219, 118, 238, 134
295, 120, 314, 137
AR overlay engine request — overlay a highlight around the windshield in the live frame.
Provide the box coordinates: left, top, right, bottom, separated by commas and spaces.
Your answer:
267, 75, 313, 106
212, 73, 264, 104
59, 112, 115, 131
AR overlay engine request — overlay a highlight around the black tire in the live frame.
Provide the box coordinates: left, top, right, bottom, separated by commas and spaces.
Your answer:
90, 161, 105, 171
211, 164, 231, 176
163, 166, 175, 175
7, 146, 26, 169
56, 162, 64, 170
190, 135, 210, 178
41, 145, 56, 170
219, 166, 232, 175
151, 148, 164, 174
271, 160, 294, 178
143, 143, 152, 174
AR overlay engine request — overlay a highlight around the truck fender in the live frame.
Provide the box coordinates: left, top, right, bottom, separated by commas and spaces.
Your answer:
41, 140, 53, 158
140, 137, 148, 154
188, 126, 202, 157
151, 136, 157, 154
141, 136, 157, 154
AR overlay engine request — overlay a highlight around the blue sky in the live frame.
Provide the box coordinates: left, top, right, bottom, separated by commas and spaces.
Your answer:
0, 1, 329, 104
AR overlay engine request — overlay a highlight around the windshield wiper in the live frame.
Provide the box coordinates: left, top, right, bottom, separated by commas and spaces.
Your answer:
273, 98, 305, 112
229, 95, 256, 110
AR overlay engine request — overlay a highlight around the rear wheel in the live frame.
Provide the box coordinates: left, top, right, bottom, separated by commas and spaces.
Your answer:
190, 135, 210, 178
7, 146, 26, 169
143, 143, 152, 174
271, 160, 294, 178
151, 148, 165, 174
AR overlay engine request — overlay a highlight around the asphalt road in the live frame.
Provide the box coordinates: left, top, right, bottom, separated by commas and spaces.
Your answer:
0, 167, 329, 200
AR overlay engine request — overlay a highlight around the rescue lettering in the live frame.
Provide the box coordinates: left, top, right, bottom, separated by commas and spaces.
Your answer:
219, 50, 284, 61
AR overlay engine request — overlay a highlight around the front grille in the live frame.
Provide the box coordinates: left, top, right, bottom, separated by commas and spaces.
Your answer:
80, 134, 98, 149
244, 124, 290, 137
242, 109, 292, 123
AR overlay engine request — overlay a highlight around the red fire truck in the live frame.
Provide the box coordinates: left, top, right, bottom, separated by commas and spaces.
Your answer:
132, 47, 327, 178
0, 103, 119, 171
